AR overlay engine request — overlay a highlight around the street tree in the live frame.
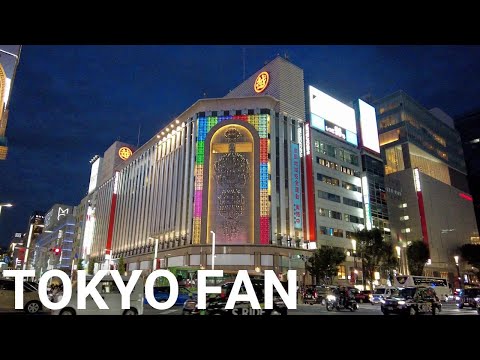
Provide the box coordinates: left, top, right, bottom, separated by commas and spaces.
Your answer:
406, 241, 430, 275
118, 256, 126, 274
355, 228, 397, 287
77, 258, 84, 270
87, 258, 95, 275
306, 246, 346, 285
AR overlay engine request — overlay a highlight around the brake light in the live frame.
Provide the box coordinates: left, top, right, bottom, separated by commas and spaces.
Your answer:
220, 292, 227, 299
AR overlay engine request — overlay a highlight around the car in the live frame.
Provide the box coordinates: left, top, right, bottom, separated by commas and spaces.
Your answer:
456, 288, 480, 309
315, 286, 338, 305
355, 290, 372, 303
144, 285, 196, 306
0, 278, 43, 314
381, 286, 442, 316
52, 275, 144, 315
370, 286, 397, 304
183, 280, 288, 316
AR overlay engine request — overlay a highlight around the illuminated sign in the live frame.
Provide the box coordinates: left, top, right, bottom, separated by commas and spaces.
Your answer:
305, 123, 311, 155
361, 175, 372, 230
88, 157, 101, 194
324, 120, 346, 141
308, 85, 358, 146
82, 206, 95, 258
113, 171, 119, 194
254, 71, 269, 93
459, 193, 473, 201
57, 207, 69, 221
291, 143, 303, 230
298, 127, 304, 158
118, 147, 133, 160
357, 99, 380, 153
413, 168, 421, 192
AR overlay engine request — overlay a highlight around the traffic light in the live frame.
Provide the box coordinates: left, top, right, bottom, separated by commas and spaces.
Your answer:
54, 247, 61, 255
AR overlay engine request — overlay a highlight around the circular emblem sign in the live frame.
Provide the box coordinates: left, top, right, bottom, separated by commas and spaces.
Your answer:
254, 71, 269, 93
118, 147, 133, 160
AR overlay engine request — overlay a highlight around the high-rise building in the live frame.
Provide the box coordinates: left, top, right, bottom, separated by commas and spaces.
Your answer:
454, 108, 480, 238
0, 45, 21, 160
21, 211, 44, 271
375, 90, 478, 281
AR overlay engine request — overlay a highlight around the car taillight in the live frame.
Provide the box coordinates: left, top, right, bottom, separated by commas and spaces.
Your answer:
220, 292, 226, 299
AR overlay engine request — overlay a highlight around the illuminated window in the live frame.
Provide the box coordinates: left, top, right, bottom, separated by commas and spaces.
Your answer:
342, 181, 361, 192
379, 129, 400, 146
345, 214, 364, 224
337, 265, 346, 279
384, 145, 405, 175
317, 173, 340, 186
399, 203, 408, 208
401, 228, 411, 234
400, 215, 409, 221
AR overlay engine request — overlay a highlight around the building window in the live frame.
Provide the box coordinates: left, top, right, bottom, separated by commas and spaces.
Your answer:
317, 173, 340, 186
211, 111, 218, 117
319, 226, 343, 238
401, 228, 411, 234
346, 231, 356, 239
343, 197, 363, 209
236, 110, 242, 116
399, 203, 408, 208
248, 109, 255, 115
318, 190, 341, 203
345, 214, 364, 224
337, 265, 346, 279
342, 181, 362, 192
260, 108, 270, 115
223, 110, 230, 116
400, 215, 409, 221
319, 208, 342, 220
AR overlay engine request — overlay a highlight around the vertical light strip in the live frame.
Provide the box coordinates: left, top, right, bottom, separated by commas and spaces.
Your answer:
361, 175, 372, 230
414, 168, 429, 246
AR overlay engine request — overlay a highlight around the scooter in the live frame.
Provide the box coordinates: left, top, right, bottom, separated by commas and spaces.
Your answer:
326, 295, 358, 312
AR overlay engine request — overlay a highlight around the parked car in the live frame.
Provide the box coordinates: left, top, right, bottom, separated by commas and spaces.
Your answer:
0, 278, 43, 314
315, 286, 337, 305
355, 290, 372, 303
381, 286, 442, 315
145, 285, 196, 306
53, 275, 144, 315
183, 280, 287, 315
456, 287, 480, 309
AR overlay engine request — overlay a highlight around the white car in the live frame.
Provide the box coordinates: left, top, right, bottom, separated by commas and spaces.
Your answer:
0, 278, 43, 314
53, 275, 144, 315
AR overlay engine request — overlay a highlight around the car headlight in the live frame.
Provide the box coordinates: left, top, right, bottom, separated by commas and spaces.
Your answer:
474, 297, 480, 302
380, 299, 385, 304
327, 295, 336, 301
398, 300, 405, 305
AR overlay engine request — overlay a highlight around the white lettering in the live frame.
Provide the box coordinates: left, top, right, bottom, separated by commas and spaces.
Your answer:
225, 270, 261, 310
144, 270, 178, 310
38, 270, 72, 310
197, 270, 223, 309
77, 270, 109, 310
305, 124, 311, 155
265, 270, 297, 309
57, 207, 69, 221
110, 270, 142, 309
3, 270, 34, 309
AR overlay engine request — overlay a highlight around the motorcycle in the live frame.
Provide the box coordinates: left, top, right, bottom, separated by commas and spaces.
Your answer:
326, 294, 358, 312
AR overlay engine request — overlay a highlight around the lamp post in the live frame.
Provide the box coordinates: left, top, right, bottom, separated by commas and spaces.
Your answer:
210, 231, 215, 270
0, 203, 13, 217
454, 255, 462, 290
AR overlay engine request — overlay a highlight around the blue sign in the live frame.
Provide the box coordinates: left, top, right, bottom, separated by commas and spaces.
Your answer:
291, 143, 303, 230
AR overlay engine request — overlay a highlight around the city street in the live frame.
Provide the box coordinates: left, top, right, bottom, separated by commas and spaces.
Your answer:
0, 302, 477, 316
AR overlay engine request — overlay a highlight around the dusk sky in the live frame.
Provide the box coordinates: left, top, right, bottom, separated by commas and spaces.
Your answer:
1, 45, 480, 247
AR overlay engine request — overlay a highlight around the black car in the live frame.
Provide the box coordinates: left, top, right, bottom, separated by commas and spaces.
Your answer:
381, 286, 442, 315
183, 280, 288, 315
456, 288, 480, 309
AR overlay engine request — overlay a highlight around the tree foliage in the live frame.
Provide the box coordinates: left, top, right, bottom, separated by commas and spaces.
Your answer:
406, 241, 430, 276
118, 256, 126, 274
87, 259, 95, 275
458, 244, 480, 269
355, 228, 398, 285
306, 246, 346, 285
77, 259, 84, 271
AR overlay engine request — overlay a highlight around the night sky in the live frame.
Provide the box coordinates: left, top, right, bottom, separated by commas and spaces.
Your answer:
1, 45, 480, 247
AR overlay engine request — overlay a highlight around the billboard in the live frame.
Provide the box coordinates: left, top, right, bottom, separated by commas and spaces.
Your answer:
357, 99, 380, 153
88, 157, 102, 194
0, 45, 21, 109
291, 143, 303, 230
44, 204, 73, 231
308, 85, 357, 146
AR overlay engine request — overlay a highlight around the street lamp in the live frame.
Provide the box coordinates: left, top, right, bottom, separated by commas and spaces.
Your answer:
0, 203, 13, 217
454, 255, 462, 290
210, 231, 215, 270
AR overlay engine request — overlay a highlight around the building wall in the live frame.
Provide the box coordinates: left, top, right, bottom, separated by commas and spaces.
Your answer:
311, 129, 364, 250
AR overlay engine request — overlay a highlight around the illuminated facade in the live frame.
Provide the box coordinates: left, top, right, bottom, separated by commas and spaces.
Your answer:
0, 45, 21, 160
79, 57, 311, 281
375, 91, 478, 279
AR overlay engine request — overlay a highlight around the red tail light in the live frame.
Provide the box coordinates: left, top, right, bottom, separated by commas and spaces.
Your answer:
220, 292, 226, 299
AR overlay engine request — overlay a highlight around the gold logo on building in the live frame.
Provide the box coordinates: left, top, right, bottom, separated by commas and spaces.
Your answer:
254, 71, 269, 93
118, 147, 133, 160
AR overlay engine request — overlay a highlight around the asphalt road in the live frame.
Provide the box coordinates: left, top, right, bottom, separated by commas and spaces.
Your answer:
1, 302, 477, 316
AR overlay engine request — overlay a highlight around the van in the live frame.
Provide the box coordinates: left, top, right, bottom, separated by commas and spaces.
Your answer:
370, 286, 397, 304
53, 275, 144, 315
